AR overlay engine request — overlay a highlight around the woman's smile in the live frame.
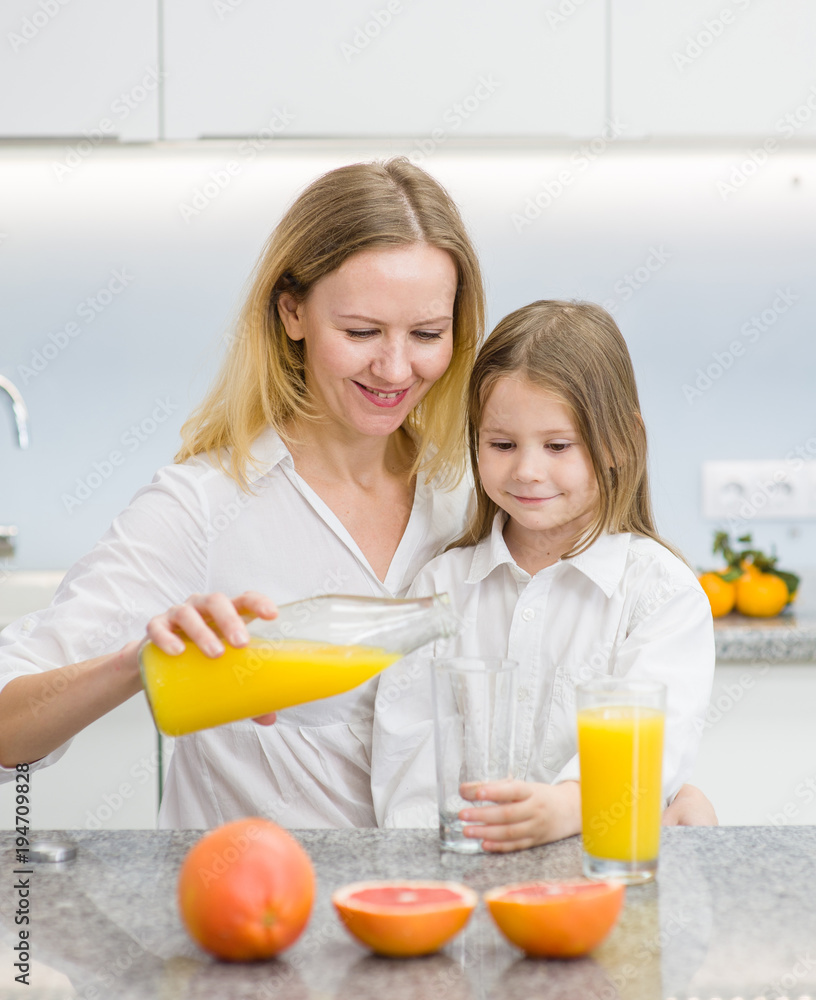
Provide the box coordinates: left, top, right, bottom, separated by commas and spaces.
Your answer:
352, 380, 415, 407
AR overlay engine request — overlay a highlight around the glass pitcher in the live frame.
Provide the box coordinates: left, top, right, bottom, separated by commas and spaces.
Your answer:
139, 593, 458, 736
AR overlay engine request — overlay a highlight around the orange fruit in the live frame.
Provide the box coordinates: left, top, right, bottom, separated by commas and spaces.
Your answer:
177, 817, 315, 961
484, 880, 625, 958
698, 572, 736, 618
735, 571, 789, 618
332, 880, 477, 957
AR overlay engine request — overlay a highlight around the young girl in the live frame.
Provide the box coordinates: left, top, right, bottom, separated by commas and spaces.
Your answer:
371, 300, 716, 850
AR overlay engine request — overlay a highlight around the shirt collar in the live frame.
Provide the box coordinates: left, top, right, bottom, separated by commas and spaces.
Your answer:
244, 427, 294, 484
242, 425, 434, 495
567, 531, 632, 597
466, 512, 525, 585
465, 511, 632, 597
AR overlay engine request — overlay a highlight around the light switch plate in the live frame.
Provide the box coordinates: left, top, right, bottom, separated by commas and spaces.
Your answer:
702, 460, 814, 520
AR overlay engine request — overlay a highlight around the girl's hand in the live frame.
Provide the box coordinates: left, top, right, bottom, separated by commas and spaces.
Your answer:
662, 783, 718, 826
458, 779, 581, 852
144, 590, 279, 725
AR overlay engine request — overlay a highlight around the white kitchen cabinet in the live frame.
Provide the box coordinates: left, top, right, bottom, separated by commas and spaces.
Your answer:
0, 572, 158, 829
691, 662, 816, 826
0, 0, 159, 140
0, 695, 159, 830
162, 0, 607, 139
612, 0, 816, 138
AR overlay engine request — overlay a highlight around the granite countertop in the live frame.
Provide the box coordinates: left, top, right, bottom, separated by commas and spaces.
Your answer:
714, 568, 816, 662
714, 608, 816, 662
3, 826, 816, 999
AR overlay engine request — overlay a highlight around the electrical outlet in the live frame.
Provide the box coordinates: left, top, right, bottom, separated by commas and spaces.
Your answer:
702, 461, 814, 520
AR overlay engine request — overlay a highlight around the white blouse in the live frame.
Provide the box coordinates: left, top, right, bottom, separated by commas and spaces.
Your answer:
0, 429, 470, 828
371, 513, 715, 828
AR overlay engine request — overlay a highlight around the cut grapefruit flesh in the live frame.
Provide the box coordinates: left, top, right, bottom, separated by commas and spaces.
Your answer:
332, 880, 477, 957
484, 880, 625, 958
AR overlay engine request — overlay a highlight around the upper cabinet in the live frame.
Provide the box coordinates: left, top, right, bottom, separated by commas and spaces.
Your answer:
4, 1, 815, 142
611, 0, 816, 137
0, 0, 159, 140
161, 0, 607, 139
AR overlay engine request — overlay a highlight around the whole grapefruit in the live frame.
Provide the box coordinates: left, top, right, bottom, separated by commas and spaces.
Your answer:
178, 817, 315, 961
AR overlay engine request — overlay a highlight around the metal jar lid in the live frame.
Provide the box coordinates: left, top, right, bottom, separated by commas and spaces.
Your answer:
29, 840, 77, 863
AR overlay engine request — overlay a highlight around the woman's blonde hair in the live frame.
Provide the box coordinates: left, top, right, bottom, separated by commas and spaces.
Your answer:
453, 300, 681, 558
176, 157, 484, 487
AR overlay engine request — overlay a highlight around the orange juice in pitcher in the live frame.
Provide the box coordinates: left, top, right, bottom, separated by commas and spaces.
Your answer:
139, 593, 458, 737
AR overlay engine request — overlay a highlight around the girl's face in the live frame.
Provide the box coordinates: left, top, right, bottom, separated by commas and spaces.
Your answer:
478, 376, 599, 555
278, 244, 457, 439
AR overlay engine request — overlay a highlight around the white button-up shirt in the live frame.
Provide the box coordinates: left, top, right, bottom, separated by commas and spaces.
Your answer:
0, 429, 470, 828
371, 513, 715, 828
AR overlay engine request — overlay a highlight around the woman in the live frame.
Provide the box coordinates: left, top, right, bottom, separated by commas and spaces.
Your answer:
0, 158, 484, 828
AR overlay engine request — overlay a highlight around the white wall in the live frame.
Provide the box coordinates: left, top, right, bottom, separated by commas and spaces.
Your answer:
1, 141, 815, 575
693, 663, 816, 826
3, 2, 816, 577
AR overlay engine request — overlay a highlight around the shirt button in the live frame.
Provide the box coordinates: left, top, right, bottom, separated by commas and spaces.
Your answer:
517, 687, 529, 702
22, 617, 34, 631
521, 608, 535, 622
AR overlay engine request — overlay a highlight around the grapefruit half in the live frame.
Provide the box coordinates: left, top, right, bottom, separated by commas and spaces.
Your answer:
484, 880, 624, 958
332, 880, 477, 957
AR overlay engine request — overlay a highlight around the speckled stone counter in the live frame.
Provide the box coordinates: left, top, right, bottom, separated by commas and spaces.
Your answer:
3, 826, 816, 999
714, 609, 816, 662
714, 568, 816, 662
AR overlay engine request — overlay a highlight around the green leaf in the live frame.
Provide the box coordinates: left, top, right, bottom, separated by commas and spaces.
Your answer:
769, 569, 800, 597
719, 567, 742, 583
712, 531, 739, 568
745, 549, 777, 572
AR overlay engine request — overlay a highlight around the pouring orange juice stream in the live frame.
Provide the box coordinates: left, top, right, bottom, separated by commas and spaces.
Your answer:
138, 593, 457, 737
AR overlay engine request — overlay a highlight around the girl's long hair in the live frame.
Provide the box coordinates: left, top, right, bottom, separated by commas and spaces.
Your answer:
175, 157, 485, 488
453, 300, 681, 558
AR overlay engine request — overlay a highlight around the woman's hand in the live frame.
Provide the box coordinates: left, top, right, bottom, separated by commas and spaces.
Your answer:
146, 590, 277, 656
145, 590, 279, 725
662, 783, 718, 826
457, 779, 582, 852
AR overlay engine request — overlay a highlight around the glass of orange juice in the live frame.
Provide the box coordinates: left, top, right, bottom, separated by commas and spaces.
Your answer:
576, 679, 666, 884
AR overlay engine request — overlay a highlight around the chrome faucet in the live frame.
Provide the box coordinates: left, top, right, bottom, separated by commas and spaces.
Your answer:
0, 375, 29, 449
